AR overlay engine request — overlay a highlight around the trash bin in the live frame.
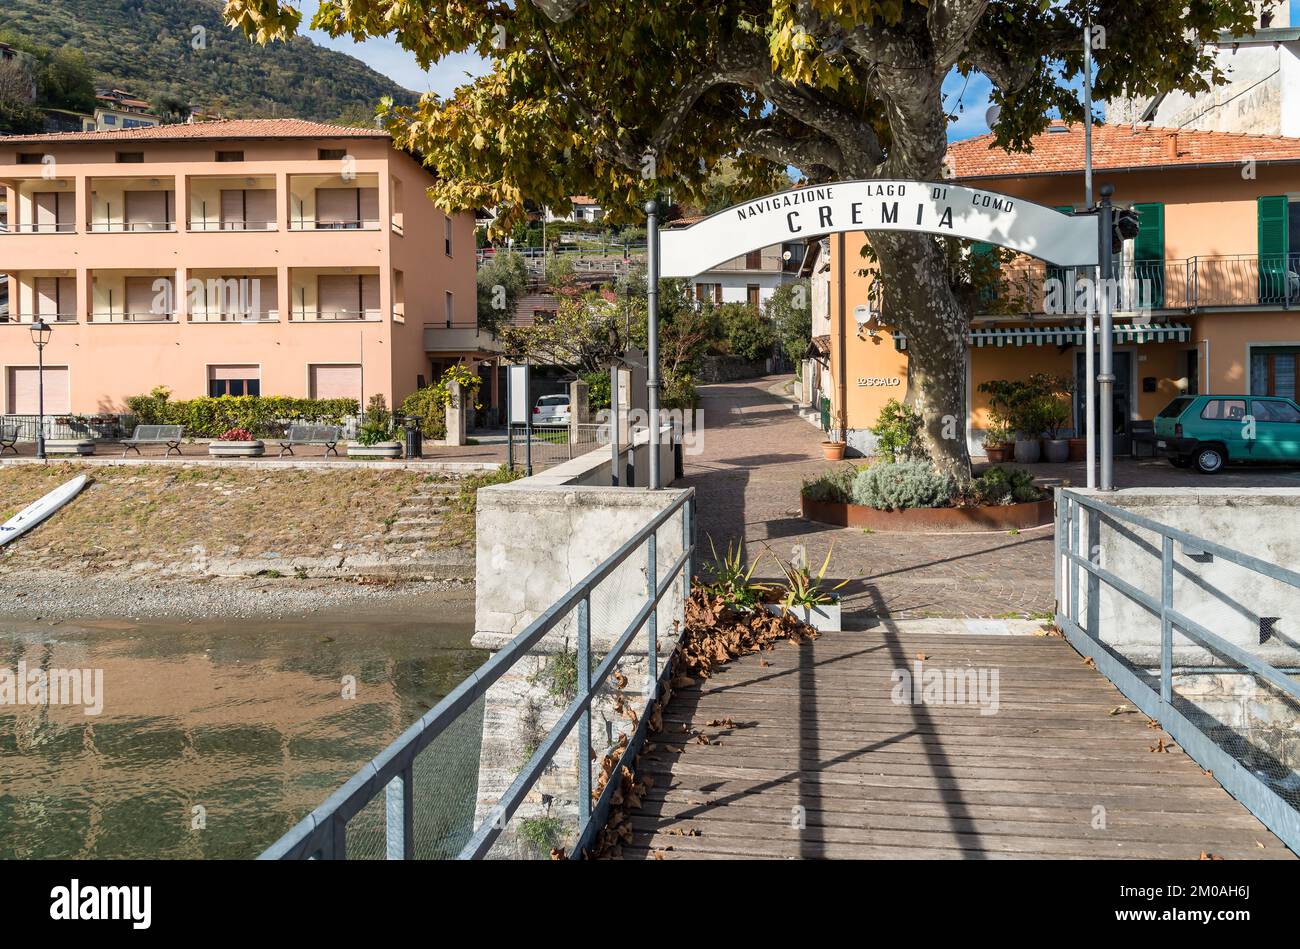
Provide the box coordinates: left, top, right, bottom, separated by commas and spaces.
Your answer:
403, 415, 422, 459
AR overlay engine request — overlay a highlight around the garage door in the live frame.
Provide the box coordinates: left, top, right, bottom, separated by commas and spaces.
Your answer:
309, 364, 361, 403
7, 366, 69, 414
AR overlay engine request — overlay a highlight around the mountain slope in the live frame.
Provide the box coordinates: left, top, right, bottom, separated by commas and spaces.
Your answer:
0, 0, 417, 122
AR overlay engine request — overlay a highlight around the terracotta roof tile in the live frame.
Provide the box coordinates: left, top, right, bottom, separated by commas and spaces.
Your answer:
946, 121, 1300, 179
0, 118, 386, 146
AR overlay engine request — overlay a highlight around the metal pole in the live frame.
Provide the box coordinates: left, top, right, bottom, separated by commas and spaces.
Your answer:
1098, 185, 1116, 490
1082, 20, 1097, 489
524, 358, 533, 477
36, 337, 46, 461
506, 366, 514, 471
645, 199, 661, 490
609, 364, 620, 486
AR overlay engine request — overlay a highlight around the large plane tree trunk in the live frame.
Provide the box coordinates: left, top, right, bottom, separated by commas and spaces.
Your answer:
871, 231, 973, 479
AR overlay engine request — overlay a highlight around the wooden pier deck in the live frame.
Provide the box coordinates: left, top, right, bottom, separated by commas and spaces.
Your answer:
625, 625, 1296, 860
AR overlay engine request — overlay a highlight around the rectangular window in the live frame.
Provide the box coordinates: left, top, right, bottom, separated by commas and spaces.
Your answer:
318, 148, 347, 161
317, 274, 378, 320
745, 249, 763, 269
208, 365, 261, 398
445, 291, 454, 327
33, 191, 74, 232
17, 153, 43, 165
1200, 398, 1247, 421
747, 284, 760, 306
125, 275, 174, 321
1250, 347, 1299, 400
1258, 195, 1292, 304
124, 189, 173, 231
444, 216, 453, 256
215, 150, 244, 162
309, 364, 362, 402
115, 151, 144, 163
315, 187, 377, 229
7, 366, 69, 414
1252, 399, 1300, 423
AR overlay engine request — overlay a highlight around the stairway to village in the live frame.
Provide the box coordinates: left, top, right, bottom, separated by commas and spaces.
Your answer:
371, 478, 475, 581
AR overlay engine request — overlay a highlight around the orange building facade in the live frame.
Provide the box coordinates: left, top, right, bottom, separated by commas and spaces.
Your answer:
0, 119, 484, 416
825, 123, 1300, 457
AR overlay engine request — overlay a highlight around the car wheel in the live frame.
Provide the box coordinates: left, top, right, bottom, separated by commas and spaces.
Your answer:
1194, 446, 1225, 474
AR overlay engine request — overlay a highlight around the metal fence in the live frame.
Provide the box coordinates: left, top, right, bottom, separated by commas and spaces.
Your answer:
1055, 489, 1300, 853
1, 414, 136, 441
260, 489, 695, 860
507, 422, 606, 472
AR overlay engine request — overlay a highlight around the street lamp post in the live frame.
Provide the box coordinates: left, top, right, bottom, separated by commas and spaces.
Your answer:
30, 319, 52, 460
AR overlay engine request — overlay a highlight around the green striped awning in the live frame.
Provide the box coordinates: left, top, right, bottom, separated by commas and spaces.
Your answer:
892, 322, 1190, 351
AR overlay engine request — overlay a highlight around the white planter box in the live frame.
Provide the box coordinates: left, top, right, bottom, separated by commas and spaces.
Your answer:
347, 441, 403, 459
208, 440, 265, 458
763, 600, 842, 632
45, 438, 96, 457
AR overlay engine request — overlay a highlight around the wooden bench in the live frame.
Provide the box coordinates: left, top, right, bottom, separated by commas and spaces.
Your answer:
0, 423, 17, 456
121, 424, 185, 457
277, 423, 342, 458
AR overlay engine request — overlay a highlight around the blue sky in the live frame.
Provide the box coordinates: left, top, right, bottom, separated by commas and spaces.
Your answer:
302, 3, 1093, 144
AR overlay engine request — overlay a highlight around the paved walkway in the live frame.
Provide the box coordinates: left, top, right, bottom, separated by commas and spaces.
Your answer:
682, 377, 1054, 622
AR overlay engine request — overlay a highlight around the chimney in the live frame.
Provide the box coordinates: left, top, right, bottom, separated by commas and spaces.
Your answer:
1166, 131, 1178, 159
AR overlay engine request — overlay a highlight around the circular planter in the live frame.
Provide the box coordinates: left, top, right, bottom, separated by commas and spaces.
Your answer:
1013, 437, 1041, 464
45, 438, 95, 457
821, 441, 846, 461
802, 495, 1053, 532
1042, 438, 1070, 464
984, 444, 1011, 464
208, 440, 265, 458
347, 441, 403, 459
1067, 437, 1087, 462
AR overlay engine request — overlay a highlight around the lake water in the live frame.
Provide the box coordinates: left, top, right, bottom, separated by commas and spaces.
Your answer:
0, 610, 487, 859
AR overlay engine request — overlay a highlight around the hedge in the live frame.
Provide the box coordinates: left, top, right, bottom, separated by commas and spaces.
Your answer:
124, 393, 360, 438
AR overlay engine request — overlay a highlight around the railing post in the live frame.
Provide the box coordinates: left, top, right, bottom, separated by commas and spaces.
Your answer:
646, 532, 658, 691
682, 498, 692, 616
1069, 494, 1080, 626
1053, 489, 1063, 616
1190, 256, 1198, 310
577, 595, 591, 829
1161, 535, 1174, 708
385, 764, 414, 859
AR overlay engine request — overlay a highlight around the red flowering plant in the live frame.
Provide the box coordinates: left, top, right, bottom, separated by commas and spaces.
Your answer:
216, 427, 257, 442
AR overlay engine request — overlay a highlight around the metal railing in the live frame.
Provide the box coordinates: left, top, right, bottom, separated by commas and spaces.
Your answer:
508, 422, 605, 472
90, 310, 177, 323
289, 309, 382, 322
188, 220, 278, 232
5, 312, 78, 323
986, 254, 1300, 317
1055, 489, 1300, 853
89, 221, 178, 233
189, 309, 279, 323
261, 488, 695, 860
288, 220, 381, 231
1, 414, 134, 441
1, 223, 76, 234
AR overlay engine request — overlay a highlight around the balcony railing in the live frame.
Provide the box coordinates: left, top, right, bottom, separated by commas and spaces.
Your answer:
289, 308, 382, 322
984, 254, 1300, 317
288, 220, 381, 231
0, 223, 76, 234
189, 309, 280, 323
90, 310, 177, 323
189, 220, 278, 232
3, 312, 78, 323
89, 221, 178, 233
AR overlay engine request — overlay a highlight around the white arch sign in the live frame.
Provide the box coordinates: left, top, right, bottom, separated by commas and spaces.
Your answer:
660, 180, 1099, 277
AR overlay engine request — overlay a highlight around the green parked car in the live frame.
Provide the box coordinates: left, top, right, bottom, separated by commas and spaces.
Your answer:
1154, 394, 1300, 473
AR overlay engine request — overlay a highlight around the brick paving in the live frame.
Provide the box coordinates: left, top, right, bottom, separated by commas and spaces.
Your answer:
682, 376, 1300, 625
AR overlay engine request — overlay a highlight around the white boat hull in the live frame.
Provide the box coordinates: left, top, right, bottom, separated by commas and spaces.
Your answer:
0, 474, 88, 548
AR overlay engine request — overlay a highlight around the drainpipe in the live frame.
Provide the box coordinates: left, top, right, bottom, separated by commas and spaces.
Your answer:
837, 233, 847, 443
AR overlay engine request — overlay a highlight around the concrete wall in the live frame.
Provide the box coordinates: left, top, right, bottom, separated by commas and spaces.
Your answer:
469, 432, 686, 856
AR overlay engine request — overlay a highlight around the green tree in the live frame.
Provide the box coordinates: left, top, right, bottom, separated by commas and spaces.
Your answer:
476, 249, 529, 337
225, 0, 1253, 475
37, 47, 94, 112
715, 302, 774, 363
767, 279, 812, 370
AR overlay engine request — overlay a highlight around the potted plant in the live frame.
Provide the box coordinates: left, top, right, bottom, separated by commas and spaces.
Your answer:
700, 538, 772, 609
822, 409, 847, 461
982, 422, 1013, 464
1039, 394, 1072, 463
762, 543, 848, 632
208, 427, 265, 458
347, 394, 403, 459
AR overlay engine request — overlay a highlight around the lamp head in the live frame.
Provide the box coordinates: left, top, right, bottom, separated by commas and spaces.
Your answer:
30, 319, 52, 348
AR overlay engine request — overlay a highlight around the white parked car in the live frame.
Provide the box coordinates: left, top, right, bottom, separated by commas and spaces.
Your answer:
532, 394, 571, 426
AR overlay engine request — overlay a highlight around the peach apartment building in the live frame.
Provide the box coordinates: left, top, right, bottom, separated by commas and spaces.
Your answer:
0, 119, 484, 417
824, 122, 1300, 456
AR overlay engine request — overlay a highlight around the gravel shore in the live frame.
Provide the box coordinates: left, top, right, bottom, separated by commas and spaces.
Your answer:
1, 570, 474, 623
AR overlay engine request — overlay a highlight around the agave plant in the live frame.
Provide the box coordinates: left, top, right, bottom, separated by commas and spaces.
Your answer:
699, 536, 770, 609
766, 543, 849, 608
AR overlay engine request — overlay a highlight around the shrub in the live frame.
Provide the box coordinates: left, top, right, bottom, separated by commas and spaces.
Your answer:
716, 303, 774, 363
215, 427, 255, 442
851, 460, 956, 511
123, 391, 359, 437
871, 398, 926, 462
399, 364, 483, 440
580, 370, 611, 411
801, 464, 861, 504
964, 466, 1044, 506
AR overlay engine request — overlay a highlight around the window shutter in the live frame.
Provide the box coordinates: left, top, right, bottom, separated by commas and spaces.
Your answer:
1258, 195, 1289, 304
1133, 202, 1165, 308
220, 189, 245, 230
359, 188, 379, 227
245, 189, 275, 229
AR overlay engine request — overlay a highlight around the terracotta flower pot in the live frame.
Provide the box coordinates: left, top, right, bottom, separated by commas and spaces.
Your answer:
821, 441, 846, 461
984, 445, 1011, 464
1068, 437, 1087, 462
